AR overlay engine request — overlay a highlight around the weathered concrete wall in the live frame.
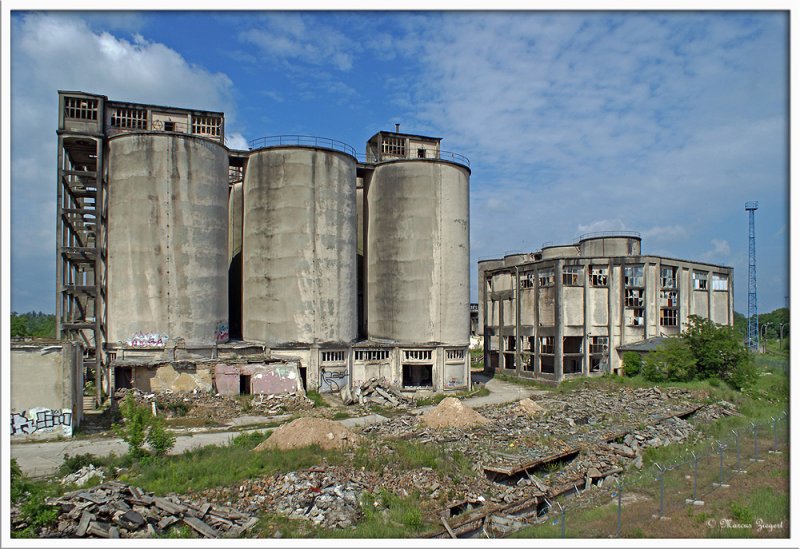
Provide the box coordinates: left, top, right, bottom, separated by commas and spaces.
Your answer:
562, 286, 584, 326
130, 363, 213, 393
367, 161, 470, 345
10, 342, 82, 438
242, 147, 357, 346
711, 290, 730, 325
579, 236, 641, 257
107, 133, 229, 346
214, 362, 302, 395
538, 287, 555, 326
541, 245, 579, 260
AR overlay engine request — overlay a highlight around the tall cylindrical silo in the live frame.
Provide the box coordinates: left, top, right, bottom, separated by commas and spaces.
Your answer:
242, 147, 357, 345
107, 133, 229, 346
367, 160, 470, 345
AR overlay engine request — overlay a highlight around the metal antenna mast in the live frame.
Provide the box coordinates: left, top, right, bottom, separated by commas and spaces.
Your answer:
745, 201, 759, 351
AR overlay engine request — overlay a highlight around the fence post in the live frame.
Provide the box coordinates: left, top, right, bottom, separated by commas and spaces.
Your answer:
559, 503, 565, 538
750, 422, 763, 463
685, 452, 704, 506
732, 429, 746, 473
713, 442, 729, 488
616, 479, 622, 537
769, 416, 782, 454
653, 463, 666, 519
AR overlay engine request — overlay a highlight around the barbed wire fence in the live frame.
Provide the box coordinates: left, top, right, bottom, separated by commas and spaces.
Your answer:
533, 412, 789, 538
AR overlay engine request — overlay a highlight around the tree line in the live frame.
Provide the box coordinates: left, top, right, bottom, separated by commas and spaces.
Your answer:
10, 312, 56, 339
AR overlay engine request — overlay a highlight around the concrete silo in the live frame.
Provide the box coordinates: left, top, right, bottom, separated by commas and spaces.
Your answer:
107, 133, 229, 346
242, 145, 358, 346
366, 160, 470, 345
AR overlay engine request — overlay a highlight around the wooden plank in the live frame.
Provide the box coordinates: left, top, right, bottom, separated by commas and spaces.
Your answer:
183, 516, 219, 539
441, 516, 457, 539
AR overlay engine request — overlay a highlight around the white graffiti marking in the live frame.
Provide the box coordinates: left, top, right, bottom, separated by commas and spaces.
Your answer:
11, 408, 72, 436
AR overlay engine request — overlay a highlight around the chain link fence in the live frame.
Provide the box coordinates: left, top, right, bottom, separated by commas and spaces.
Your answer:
529, 413, 789, 538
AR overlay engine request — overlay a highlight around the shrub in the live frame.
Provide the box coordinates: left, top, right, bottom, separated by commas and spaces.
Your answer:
642, 338, 696, 382
58, 453, 105, 476
113, 393, 175, 458
682, 315, 752, 386
622, 352, 642, 377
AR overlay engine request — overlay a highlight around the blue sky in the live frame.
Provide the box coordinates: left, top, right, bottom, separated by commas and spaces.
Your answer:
7, 10, 790, 315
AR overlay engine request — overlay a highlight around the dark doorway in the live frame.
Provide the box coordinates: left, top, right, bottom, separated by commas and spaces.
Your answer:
299, 367, 307, 392
239, 374, 251, 395
403, 364, 433, 388
228, 252, 242, 340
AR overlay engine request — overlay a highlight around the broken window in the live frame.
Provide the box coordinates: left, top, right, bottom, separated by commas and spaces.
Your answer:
660, 289, 678, 307
624, 265, 644, 287
660, 266, 678, 289
524, 354, 535, 372
563, 356, 582, 374
693, 271, 708, 290
417, 148, 426, 158
712, 273, 728, 291
539, 336, 554, 354
321, 350, 346, 362
504, 354, 516, 369
403, 364, 432, 387
520, 272, 534, 289
589, 336, 608, 354
562, 266, 583, 286
660, 308, 678, 326
625, 308, 645, 326
590, 266, 608, 287
404, 350, 432, 361
563, 336, 583, 354
382, 137, 406, 156
354, 349, 390, 361
163, 121, 176, 132
192, 115, 222, 137
64, 96, 98, 120
624, 288, 645, 307
110, 108, 147, 129
538, 269, 555, 287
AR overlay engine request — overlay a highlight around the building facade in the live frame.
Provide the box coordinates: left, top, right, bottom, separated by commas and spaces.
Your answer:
478, 233, 733, 382
55, 91, 471, 400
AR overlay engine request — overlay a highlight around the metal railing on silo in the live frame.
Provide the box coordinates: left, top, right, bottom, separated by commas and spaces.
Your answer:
247, 135, 357, 158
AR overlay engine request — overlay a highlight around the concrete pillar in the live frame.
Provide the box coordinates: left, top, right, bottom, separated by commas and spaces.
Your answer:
555, 259, 564, 382
514, 267, 521, 377
583, 261, 590, 376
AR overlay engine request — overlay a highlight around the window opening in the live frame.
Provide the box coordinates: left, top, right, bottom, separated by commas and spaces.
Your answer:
402, 364, 432, 387
417, 148, 426, 158
192, 115, 222, 137
624, 288, 644, 307
660, 289, 678, 307
538, 269, 555, 287
660, 266, 678, 289
712, 273, 728, 291
64, 97, 98, 120
589, 336, 608, 354
446, 349, 465, 360
404, 350, 432, 361
239, 375, 251, 395
693, 271, 708, 290
624, 265, 644, 287
321, 350, 346, 362
110, 108, 147, 129
590, 266, 608, 286
520, 273, 534, 289
539, 336, 554, 354
382, 137, 406, 156
562, 266, 583, 286
354, 349, 390, 361
660, 308, 678, 326
163, 121, 175, 132
540, 355, 555, 374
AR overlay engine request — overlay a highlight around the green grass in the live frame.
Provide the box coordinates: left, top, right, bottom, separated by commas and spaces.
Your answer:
353, 439, 474, 481
120, 439, 344, 495
332, 411, 351, 420
324, 490, 430, 538
10, 460, 62, 538
306, 391, 329, 408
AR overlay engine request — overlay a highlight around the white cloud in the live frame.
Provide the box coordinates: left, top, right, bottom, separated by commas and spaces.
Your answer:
10, 13, 238, 311
226, 132, 249, 151
701, 239, 732, 262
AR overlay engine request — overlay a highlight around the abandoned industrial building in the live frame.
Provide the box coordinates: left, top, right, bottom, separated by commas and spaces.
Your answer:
478, 233, 734, 382
55, 91, 471, 405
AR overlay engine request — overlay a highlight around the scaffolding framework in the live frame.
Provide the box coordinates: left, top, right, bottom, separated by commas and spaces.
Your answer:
745, 201, 759, 351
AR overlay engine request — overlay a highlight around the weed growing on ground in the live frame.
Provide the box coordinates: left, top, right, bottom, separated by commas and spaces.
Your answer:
10, 460, 61, 538
306, 391, 329, 408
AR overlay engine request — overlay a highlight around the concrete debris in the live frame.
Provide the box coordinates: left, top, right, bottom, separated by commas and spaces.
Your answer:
253, 418, 361, 451
61, 465, 105, 487
421, 397, 491, 429
342, 377, 412, 408
115, 387, 313, 421
37, 481, 257, 538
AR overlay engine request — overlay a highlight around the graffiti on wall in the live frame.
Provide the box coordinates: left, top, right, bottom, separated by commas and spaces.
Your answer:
11, 408, 73, 437
320, 368, 349, 393
445, 364, 466, 388
127, 332, 169, 347
215, 322, 229, 343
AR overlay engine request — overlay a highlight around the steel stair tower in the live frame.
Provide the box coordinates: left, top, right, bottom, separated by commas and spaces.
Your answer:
745, 201, 759, 351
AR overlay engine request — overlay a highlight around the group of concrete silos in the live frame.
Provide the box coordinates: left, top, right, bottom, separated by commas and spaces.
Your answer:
105, 132, 469, 351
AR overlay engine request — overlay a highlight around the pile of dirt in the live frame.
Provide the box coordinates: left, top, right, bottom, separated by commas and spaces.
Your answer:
253, 418, 361, 451
515, 398, 545, 416
420, 397, 491, 429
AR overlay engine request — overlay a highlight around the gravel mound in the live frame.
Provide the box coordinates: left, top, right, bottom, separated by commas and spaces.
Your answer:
515, 398, 545, 416
254, 417, 361, 451
420, 397, 491, 429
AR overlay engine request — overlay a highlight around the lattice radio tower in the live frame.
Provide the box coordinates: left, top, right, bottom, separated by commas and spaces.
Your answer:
745, 201, 759, 351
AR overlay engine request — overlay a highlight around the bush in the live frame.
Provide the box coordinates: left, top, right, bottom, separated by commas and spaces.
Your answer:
622, 352, 642, 377
11, 459, 59, 537
58, 453, 105, 476
113, 394, 175, 458
682, 315, 752, 386
642, 338, 696, 382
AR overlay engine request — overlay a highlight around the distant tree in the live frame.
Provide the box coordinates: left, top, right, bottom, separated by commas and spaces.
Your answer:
682, 315, 755, 389
8, 311, 55, 339
622, 351, 642, 377
10, 313, 29, 338
641, 338, 697, 382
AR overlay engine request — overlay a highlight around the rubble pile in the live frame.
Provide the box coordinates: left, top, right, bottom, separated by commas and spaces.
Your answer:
39, 481, 257, 538
61, 465, 105, 488
254, 418, 361, 451
341, 377, 412, 408
114, 387, 313, 421
514, 398, 545, 416
421, 397, 492, 429
690, 400, 740, 422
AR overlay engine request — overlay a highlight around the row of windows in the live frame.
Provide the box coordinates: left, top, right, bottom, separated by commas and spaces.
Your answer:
64, 97, 99, 121
513, 335, 609, 355
494, 267, 729, 291
325, 349, 464, 362
382, 137, 406, 156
